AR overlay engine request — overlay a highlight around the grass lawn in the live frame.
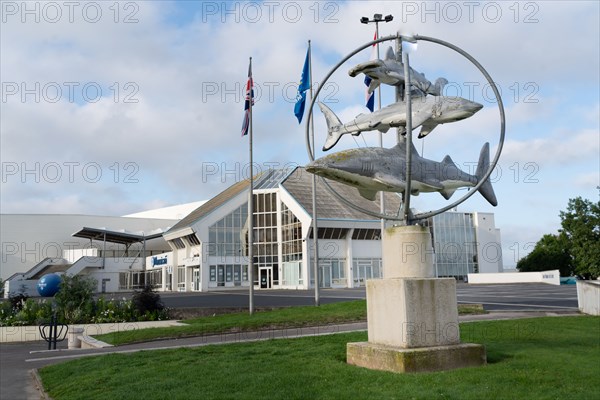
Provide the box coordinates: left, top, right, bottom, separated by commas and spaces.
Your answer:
94, 300, 485, 346
40, 316, 599, 400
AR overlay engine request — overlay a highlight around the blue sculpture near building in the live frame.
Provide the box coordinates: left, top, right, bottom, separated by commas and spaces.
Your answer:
37, 273, 61, 297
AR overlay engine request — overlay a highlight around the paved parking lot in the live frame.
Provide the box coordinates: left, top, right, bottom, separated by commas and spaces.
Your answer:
455, 283, 578, 311
160, 282, 579, 312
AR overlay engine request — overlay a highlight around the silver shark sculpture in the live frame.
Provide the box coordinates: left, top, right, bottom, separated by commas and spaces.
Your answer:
348, 47, 448, 96
319, 96, 483, 151
306, 139, 497, 207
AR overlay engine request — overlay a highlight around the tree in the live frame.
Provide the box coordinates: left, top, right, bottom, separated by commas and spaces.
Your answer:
559, 197, 600, 279
517, 233, 573, 276
53, 275, 97, 324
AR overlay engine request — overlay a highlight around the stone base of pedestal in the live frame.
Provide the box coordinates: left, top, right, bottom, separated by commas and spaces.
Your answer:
367, 278, 461, 348
347, 341, 486, 373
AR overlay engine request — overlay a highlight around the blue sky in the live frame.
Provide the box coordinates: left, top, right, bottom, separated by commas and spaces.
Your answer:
1, 1, 598, 268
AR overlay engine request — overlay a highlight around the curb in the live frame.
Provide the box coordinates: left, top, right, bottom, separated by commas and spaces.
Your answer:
30, 369, 52, 400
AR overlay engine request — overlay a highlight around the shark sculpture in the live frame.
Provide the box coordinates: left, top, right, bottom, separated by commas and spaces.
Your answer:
319, 96, 483, 151
306, 139, 498, 207
348, 47, 448, 96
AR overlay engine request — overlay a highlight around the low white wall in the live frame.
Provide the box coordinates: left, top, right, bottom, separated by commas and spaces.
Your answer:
467, 270, 560, 285
1, 320, 187, 343
577, 280, 600, 316
3, 280, 40, 298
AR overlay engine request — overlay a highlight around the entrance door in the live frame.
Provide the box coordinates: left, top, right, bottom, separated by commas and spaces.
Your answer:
320, 265, 332, 288
357, 264, 372, 287
193, 268, 201, 291
259, 268, 272, 289
217, 265, 225, 287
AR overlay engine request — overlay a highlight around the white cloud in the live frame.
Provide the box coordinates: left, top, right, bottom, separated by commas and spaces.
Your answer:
500, 128, 599, 165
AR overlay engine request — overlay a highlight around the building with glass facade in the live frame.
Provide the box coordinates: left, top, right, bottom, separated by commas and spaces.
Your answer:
426, 211, 503, 281
3, 167, 503, 296
142, 168, 502, 292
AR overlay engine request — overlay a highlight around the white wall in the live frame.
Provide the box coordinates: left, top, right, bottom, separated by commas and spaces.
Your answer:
577, 281, 600, 316
3, 279, 39, 298
467, 270, 560, 285
352, 240, 382, 258
474, 213, 503, 273
64, 248, 98, 263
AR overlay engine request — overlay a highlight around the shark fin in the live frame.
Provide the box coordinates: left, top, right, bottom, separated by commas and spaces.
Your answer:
318, 102, 344, 152
385, 46, 395, 60
368, 79, 380, 94
411, 111, 433, 131
367, 120, 390, 133
357, 188, 378, 201
418, 122, 438, 138
431, 78, 448, 96
475, 142, 498, 206
440, 154, 455, 168
439, 188, 457, 200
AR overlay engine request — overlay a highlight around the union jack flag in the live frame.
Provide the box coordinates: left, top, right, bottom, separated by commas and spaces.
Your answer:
241, 60, 254, 136
364, 30, 377, 112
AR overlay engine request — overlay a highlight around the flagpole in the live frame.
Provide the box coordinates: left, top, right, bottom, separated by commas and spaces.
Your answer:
247, 56, 255, 315
308, 40, 320, 306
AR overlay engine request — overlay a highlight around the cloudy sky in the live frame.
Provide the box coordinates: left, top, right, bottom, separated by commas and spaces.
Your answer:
1, 1, 598, 268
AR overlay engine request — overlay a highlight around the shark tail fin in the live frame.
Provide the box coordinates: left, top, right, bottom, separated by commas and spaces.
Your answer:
475, 142, 498, 206
318, 102, 344, 151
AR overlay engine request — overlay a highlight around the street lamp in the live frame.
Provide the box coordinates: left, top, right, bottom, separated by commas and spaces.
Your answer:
360, 13, 394, 242
358, 13, 394, 110
360, 14, 393, 24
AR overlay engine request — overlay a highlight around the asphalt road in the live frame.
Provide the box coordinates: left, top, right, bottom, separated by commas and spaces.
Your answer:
159, 283, 579, 312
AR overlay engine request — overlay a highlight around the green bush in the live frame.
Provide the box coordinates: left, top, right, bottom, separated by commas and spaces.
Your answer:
92, 297, 137, 323
0, 297, 53, 326
0, 278, 170, 326
53, 275, 97, 324
132, 286, 167, 320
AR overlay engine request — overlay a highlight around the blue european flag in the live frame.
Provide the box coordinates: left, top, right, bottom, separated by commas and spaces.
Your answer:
294, 47, 311, 124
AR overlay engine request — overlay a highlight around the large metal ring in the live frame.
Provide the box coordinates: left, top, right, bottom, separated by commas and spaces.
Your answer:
305, 34, 505, 222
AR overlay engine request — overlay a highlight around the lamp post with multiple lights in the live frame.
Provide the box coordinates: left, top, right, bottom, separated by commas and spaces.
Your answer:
360, 13, 394, 236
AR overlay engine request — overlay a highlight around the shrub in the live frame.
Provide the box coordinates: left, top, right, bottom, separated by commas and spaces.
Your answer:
132, 286, 168, 320
53, 275, 97, 324
0, 281, 170, 326
9, 293, 29, 311
92, 297, 137, 323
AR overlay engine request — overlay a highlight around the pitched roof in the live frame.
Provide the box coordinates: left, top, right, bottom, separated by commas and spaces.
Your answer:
281, 167, 402, 220
166, 169, 287, 233
168, 167, 403, 234
167, 179, 250, 233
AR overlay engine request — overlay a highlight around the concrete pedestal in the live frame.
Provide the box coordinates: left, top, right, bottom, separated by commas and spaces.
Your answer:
347, 225, 486, 373
366, 278, 460, 348
382, 225, 435, 278
347, 342, 486, 373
